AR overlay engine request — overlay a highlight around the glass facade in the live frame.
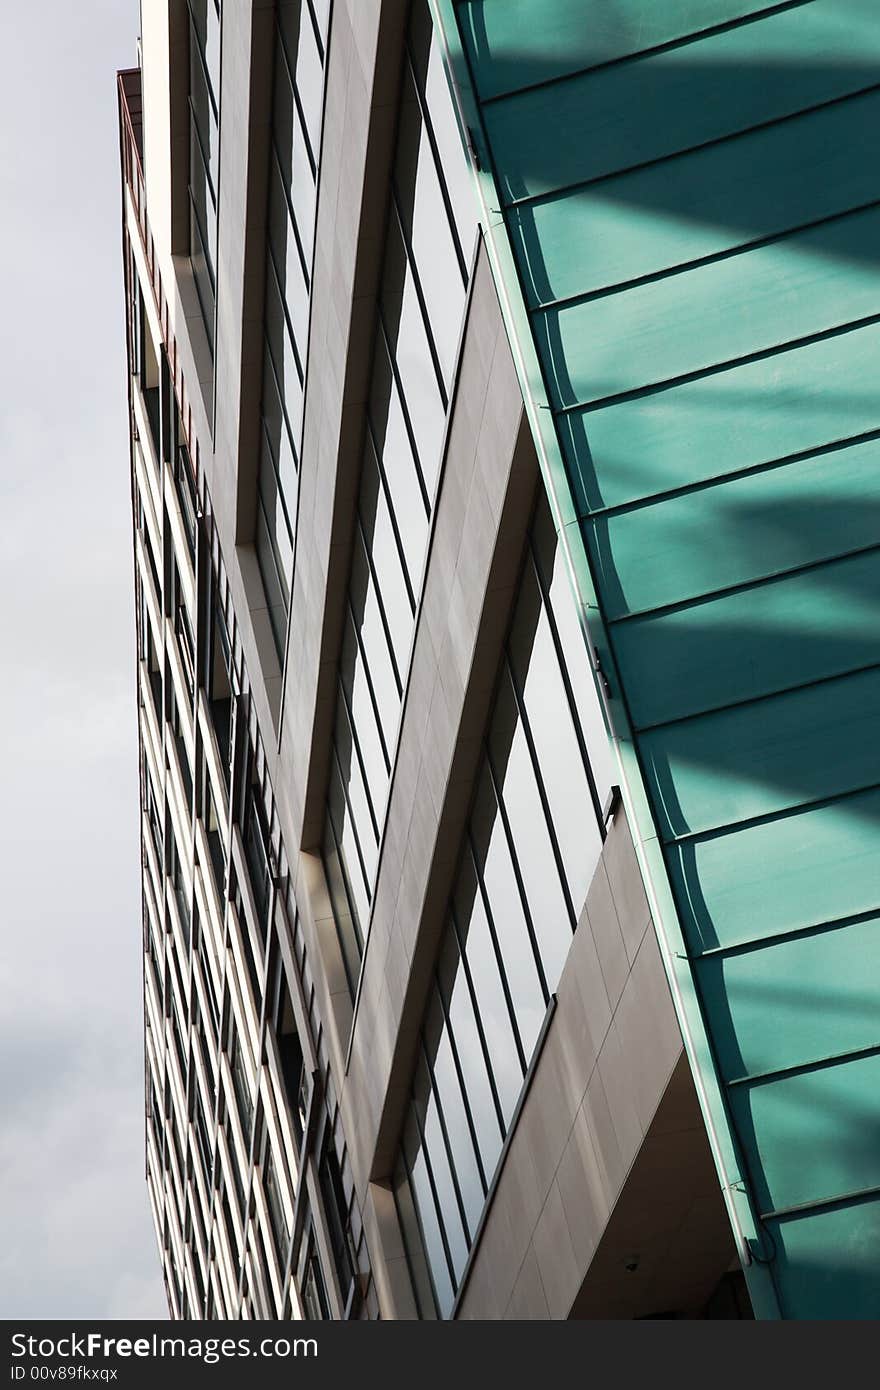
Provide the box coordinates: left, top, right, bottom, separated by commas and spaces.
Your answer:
393, 495, 616, 1317
256, 0, 333, 659
125, 246, 377, 1316
322, 0, 475, 990
188, 0, 221, 351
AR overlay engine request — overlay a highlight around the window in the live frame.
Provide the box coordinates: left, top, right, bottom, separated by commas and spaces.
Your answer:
318, 1139, 356, 1306
394, 492, 613, 1314
227, 1024, 253, 1140
322, 0, 475, 981
255, 0, 333, 658
187, 0, 221, 351
299, 1224, 329, 1319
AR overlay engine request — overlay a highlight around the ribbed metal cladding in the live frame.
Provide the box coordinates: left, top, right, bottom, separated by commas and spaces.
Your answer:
431, 0, 880, 1319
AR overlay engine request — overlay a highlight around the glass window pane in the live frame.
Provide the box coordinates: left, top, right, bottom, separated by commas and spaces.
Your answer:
423, 990, 485, 1239
358, 435, 414, 678
189, 0, 220, 101
258, 435, 294, 593
469, 767, 546, 1063
310, 0, 331, 46
323, 822, 363, 997
349, 531, 400, 759
261, 348, 298, 506
273, 43, 317, 266
403, 1116, 455, 1318
265, 261, 304, 446
489, 668, 572, 994
338, 613, 387, 834
437, 930, 504, 1184
189, 22, 219, 195
510, 559, 603, 920
272, 37, 295, 186
413, 1055, 469, 1283
394, 1156, 438, 1319
369, 340, 429, 592
453, 852, 524, 1127
189, 197, 215, 344
327, 756, 370, 938
277, 0, 301, 70
268, 154, 310, 358
532, 502, 616, 810
394, 65, 467, 388
409, 1, 476, 267
331, 702, 378, 904
295, 3, 324, 161
381, 219, 446, 499
189, 121, 217, 279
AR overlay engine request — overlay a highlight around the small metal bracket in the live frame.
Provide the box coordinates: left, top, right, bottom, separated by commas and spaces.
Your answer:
594, 650, 612, 699
466, 126, 483, 171
602, 784, 622, 828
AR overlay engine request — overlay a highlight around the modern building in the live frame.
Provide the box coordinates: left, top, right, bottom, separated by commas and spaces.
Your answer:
118, 0, 880, 1321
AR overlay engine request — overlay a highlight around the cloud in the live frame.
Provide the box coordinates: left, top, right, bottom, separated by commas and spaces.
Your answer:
0, 0, 166, 1318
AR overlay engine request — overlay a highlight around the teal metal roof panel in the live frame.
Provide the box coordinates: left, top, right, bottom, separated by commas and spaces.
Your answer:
696, 914, 880, 1081
508, 89, 880, 309
459, 0, 780, 100
484, 0, 880, 202
559, 324, 880, 513
434, 0, 880, 1318
667, 788, 880, 953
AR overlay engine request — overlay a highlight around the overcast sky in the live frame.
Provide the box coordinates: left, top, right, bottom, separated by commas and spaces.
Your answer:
0, 1, 167, 1317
